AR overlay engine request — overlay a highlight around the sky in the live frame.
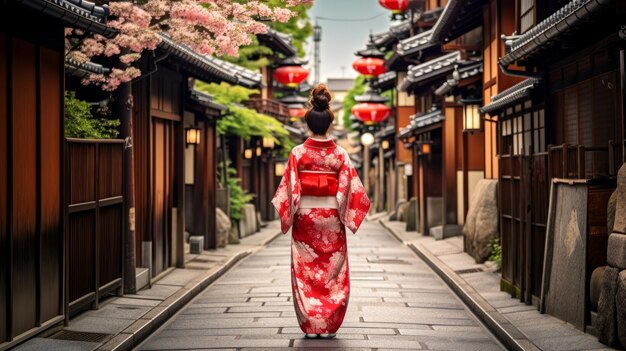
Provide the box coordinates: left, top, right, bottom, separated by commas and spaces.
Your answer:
305, 0, 396, 84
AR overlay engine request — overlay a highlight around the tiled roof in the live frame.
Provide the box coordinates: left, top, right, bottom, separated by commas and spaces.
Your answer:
257, 28, 297, 56
434, 61, 483, 96
398, 109, 444, 138
396, 29, 437, 57
371, 20, 411, 50
430, 0, 486, 43
375, 125, 396, 139
190, 90, 227, 112
159, 34, 262, 89
480, 78, 541, 115
500, 0, 612, 66
399, 51, 461, 92
370, 71, 397, 91
65, 57, 110, 77
15, 0, 116, 37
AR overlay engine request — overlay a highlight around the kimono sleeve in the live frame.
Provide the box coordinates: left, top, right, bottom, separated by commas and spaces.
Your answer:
271, 151, 301, 234
336, 151, 370, 233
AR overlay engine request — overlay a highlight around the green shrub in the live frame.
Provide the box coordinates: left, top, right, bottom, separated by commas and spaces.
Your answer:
488, 237, 502, 270
225, 165, 254, 222
65, 91, 119, 139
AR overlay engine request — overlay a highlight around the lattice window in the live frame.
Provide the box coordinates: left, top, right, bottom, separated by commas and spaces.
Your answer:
519, 0, 535, 33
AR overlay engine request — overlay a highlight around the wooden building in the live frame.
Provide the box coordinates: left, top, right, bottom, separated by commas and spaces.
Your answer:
0, 0, 114, 347
131, 37, 263, 282
481, 0, 624, 328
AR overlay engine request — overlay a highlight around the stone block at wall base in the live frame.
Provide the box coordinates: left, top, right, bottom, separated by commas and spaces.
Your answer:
613, 164, 626, 234
597, 266, 620, 347
590, 266, 607, 312
608, 233, 626, 269
617, 270, 626, 348
406, 198, 417, 232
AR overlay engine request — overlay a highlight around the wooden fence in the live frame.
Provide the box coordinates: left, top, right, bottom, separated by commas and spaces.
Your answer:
65, 138, 125, 315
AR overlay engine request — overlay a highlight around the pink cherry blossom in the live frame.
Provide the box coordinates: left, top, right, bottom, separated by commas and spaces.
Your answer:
68, 0, 314, 91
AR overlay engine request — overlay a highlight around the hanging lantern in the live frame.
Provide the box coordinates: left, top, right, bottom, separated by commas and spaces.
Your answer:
351, 103, 392, 125
352, 57, 386, 78
289, 107, 307, 120
378, 0, 408, 13
273, 66, 309, 88
461, 98, 483, 133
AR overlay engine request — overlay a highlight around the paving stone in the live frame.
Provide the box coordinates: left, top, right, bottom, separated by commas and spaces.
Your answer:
138, 221, 502, 350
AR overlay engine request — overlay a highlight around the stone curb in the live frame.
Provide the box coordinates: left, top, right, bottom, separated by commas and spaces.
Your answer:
97, 242, 268, 351
379, 220, 540, 351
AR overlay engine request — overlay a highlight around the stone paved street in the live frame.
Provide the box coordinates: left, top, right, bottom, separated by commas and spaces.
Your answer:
137, 221, 504, 350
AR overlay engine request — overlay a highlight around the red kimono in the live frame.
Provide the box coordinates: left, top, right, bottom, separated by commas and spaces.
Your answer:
272, 137, 370, 334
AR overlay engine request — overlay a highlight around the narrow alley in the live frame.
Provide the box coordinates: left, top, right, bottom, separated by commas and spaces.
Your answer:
137, 221, 504, 350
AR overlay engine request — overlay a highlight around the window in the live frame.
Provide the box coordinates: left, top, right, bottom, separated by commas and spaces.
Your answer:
499, 100, 545, 156
519, 0, 535, 34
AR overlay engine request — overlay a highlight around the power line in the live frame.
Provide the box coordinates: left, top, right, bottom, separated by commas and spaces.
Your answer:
315, 12, 387, 22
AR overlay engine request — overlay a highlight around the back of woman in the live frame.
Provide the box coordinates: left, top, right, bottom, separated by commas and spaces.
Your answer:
272, 84, 371, 338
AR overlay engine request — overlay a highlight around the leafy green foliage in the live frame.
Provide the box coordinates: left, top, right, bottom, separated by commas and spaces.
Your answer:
64, 91, 120, 139
226, 165, 254, 221
223, 1, 313, 69
341, 76, 366, 130
194, 81, 294, 155
488, 237, 502, 270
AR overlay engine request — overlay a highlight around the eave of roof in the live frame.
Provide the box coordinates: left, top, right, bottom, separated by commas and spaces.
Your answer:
399, 51, 462, 92
396, 29, 438, 57
370, 71, 397, 91
65, 57, 110, 77
430, 0, 486, 43
14, 0, 117, 37
159, 34, 262, 89
434, 61, 483, 96
499, 0, 612, 66
480, 78, 541, 115
257, 28, 297, 56
398, 109, 444, 138
190, 90, 228, 112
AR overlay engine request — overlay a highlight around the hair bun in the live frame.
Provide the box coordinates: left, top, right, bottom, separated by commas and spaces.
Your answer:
310, 83, 331, 111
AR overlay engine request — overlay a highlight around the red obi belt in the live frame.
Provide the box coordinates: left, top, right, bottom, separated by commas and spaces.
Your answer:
299, 172, 338, 196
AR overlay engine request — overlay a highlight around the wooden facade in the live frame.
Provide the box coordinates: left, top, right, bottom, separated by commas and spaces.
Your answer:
132, 66, 186, 277
0, 7, 65, 348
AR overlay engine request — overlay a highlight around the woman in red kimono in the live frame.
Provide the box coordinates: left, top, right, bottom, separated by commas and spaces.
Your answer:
272, 84, 370, 339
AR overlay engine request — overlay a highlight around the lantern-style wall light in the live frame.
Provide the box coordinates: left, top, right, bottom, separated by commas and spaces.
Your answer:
382, 140, 390, 150
262, 137, 275, 149
275, 162, 286, 177
256, 147, 262, 157
244, 148, 253, 159
420, 142, 432, 155
461, 98, 482, 133
186, 127, 201, 146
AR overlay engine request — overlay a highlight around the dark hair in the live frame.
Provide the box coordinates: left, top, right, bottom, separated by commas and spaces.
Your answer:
305, 84, 335, 135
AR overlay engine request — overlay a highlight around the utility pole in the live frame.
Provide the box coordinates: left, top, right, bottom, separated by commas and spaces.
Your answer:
313, 21, 322, 84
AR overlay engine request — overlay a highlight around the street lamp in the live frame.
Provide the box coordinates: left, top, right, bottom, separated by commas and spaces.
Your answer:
360, 132, 375, 146
461, 98, 482, 133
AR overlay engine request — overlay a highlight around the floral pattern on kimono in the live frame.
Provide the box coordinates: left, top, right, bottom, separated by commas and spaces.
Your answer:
272, 138, 370, 334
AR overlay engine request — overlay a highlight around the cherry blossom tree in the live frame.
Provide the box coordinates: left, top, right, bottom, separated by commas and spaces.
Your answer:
66, 0, 313, 91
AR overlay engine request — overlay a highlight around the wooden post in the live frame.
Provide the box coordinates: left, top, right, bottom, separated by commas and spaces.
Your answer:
114, 81, 137, 294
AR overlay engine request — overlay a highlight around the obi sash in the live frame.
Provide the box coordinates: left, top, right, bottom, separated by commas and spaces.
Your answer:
299, 171, 338, 196
299, 170, 338, 209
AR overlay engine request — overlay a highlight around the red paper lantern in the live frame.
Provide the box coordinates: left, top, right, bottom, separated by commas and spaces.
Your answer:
289, 107, 307, 119
352, 57, 386, 78
351, 103, 392, 124
273, 66, 309, 88
378, 0, 408, 12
